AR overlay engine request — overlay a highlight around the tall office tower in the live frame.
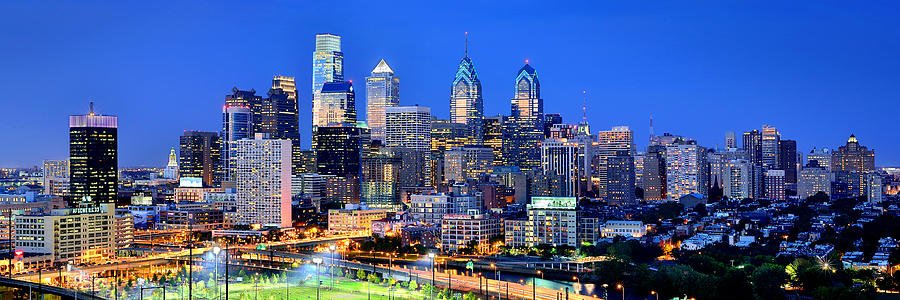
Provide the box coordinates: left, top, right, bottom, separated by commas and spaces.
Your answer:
503, 63, 544, 171
295, 150, 318, 174
222, 105, 252, 182
68, 103, 118, 207
162, 148, 178, 179
761, 125, 780, 169
443, 146, 494, 183
633, 152, 645, 191
708, 148, 750, 190
450, 39, 484, 145
742, 129, 762, 166
764, 170, 786, 201
312, 33, 344, 132
226, 88, 263, 132
314, 126, 368, 178
778, 139, 798, 184
179, 131, 222, 187
642, 145, 667, 201
483, 116, 506, 166
798, 161, 832, 199
366, 60, 400, 142
665, 142, 705, 200
262, 76, 302, 177
541, 137, 592, 197
596, 126, 635, 198
233, 134, 292, 228
316, 81, 356, 127
607, 151, 636, 205
832, 134, 875, 197
807, 148, 832, 171
42, 160, 69, 196
543, 113, 562, 139
361, 145, 402, 208
725, 131, 737, 149
723, 159, 751, 200
430, 119, 468, 186
385, 106, 432, 186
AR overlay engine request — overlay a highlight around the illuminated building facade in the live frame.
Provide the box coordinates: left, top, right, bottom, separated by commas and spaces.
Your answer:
503, 63, 544, 171
314, 126, 368, 178
68, 104, 118, 207
723, 159, 751, 200
540, 137, 592, 197
665, 142, 705, 200
543, 113, 562, 139
327, 204, 388, 235
366, 59, 400, 142
179, 131, 221, 187
596, 126, 635, 198
483, 116, 506, 166
41, 160, 68, 196
317, 81, 357, 127
607, 150, 636, 205
761, 125, 780, 169
832, 135, 875, 197
163, 148, 178, 179
765, 169, 786, 200
450, 44, 484, 146
312, 33, 344, 132
441, 214, 502, 253
232, 135, 292, 228
15, 204, 115, 265
526, 197, 578, 247
779, 139, 798, 184
361, 145, 402, 208
807, 147, 832, 171
443, 146, 494, 183
642, 145, 667, 201
743, 129, 762, 166
798, 161, 832, 199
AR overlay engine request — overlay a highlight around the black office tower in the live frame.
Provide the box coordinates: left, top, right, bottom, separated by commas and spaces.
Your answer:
68, 103, 118, 207
179, 131, 222, 187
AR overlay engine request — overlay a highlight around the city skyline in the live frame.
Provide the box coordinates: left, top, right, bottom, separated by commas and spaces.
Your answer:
3, 1, 900, 167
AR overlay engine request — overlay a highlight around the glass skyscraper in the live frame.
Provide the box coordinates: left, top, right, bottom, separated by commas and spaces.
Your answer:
179, 131, 221, 187
317, 81, 357, 127
366, 59, 399, 142
450, 42, 484, 146
312, 33, 344, 133
68, 103, 118, 207
503, 63, 544, 171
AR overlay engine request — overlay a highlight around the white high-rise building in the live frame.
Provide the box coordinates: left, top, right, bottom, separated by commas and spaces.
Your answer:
366, 60, 400, 142
596, 126, 635, 198
385, 106, 432, 151
665, 143, 704, 200
42, 160, 68, 196
867, 173, 883, 203
163, 147, 178, 179
233, 134, 292, 228
798, 163, 832, 199
723, 159, 751, 200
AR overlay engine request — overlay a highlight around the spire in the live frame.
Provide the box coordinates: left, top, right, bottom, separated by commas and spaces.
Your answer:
464, 31, 468, 56
650, 114, 654, 141
582, 90, 587, 122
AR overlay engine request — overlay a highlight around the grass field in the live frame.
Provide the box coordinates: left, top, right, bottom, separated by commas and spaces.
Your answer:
137, 277, 436, 300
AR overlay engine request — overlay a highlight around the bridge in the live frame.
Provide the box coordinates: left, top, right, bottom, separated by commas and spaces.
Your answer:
0, 277, 104, 300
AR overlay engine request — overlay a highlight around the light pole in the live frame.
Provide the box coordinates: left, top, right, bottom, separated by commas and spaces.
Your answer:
533, 270, 541, 300
651, 290, 658, 300
313, 258, 322, 300
491, 263, 500, 300
329, 244, 336, 290
428, 252, 435, 300
616, 283, 624, 300
213, 246, 221, 300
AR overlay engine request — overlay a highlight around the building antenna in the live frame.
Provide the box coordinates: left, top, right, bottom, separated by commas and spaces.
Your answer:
464, 31, 468, 56
649, 114, 654, 142
582, 90, 587, 122
89, 101, 95, 115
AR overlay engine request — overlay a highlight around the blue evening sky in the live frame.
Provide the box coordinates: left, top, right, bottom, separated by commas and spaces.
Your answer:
1, 1, 899, 167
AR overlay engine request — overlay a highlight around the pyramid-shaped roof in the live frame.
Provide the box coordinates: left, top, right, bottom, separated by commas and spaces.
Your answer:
372, 59, 394, 74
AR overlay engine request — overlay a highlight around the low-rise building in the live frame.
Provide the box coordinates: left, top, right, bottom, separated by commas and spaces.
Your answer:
600, 220, 647, 238
327, 204, 389, 235
15, 204, 116, 265
440, 214, 502, 253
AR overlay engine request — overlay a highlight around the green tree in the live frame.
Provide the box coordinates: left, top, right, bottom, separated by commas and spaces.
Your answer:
357, 269, 367, 281
751, 263, 787, 300
464, 292, 477, 300
409, 280, 419, 290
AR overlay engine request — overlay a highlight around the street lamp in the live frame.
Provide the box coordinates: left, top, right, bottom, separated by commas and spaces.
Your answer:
428, 252, 436, 300
533, 270, 541, 300
616, 283, 624, 300
313, 257, 323, 300
329, 244, 336, 290
651, 290, 659, 300
213, 246, 221, 300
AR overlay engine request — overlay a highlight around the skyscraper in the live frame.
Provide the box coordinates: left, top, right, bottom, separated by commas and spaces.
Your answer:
761, 125, 780, 169
261, 76, 302, 177
316, 81, 356, 127
312, 33, 344, 132
179, 131, 221, 187
607, 150, 636, 205
665, 142, 705, 200
222, 105, 251, 181
832, 134, 875, 197
361, 144, 402, 208
742, 130, 762, 166
764, 169, 786, 201
541, 137, 592, 197
807, 148, 832, 171
483, 116, 506, 166
596, 126, 635, 198
543, 113, 562, 139
798, 160, 832, 199
386, 106, 432, 187
642, 145, 667, 201
233, 134, 292, 228
366, 59, 400, 142
725, 131, 737, 149
778, 139, 798, 184
723, 159, 751, 200
450, 36, 484, 145
314, 126, 368, 179
226, 88, 263, 132
504, 63, 544, 171
68, 103, 118, 207
430, 119, 468, 187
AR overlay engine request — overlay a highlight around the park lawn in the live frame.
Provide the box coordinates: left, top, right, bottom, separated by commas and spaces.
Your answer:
223, 278, 429, 300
